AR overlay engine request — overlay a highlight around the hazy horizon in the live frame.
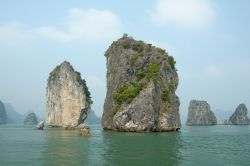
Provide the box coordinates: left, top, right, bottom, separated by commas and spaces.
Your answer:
0, 0, 250, 122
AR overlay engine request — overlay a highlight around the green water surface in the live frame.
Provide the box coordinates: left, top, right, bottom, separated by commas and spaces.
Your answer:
0, 125, 250, 166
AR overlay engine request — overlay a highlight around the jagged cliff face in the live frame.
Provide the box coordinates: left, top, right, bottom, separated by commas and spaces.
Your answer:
186, 100, 217, 125
102, 34, 181, 132
226, 104, 249, 125
24, 112, 38, 125
0, 101, 7, 124
46, 61, 92, 127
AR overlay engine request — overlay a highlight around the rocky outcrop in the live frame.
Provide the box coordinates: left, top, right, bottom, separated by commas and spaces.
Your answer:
186, 100, 217, 125
46, 61, 92, 128
0, 100, 7, 124
36, 121, 44, 130
102, 34, 181, 132
79, 128, 91, 137
224, 104, 249, 125
24, 112, 38, 125
76, 123, 89, 129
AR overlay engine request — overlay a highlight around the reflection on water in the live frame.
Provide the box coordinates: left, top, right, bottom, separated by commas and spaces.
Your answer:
101, 130, 183, 166
43, 128, 90, 165
42, 125, 183, 166
42, 125, 106, 166
180, 126, 250, 166
1, 125, 250, 166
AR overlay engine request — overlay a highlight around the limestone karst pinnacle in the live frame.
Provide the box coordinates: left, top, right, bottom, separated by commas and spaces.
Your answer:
24, 112, 38, 125
102, 34, 181, 132
224, 104, 249, 125
46, 61, 92, 128
186, 100, 217, 125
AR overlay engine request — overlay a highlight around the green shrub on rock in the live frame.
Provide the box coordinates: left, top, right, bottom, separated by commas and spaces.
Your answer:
122, 40, 130, 49
146, 60, 160, 80
114, 83, 144, 105
158, 48, 166, 55
76, 72, 92, 104
132, 43, 143, 52
136, 71, 146, 80
112, 104, 120, 115
161, 88, 170, 102
168, 56, 176, 70
112, 36, 178, 115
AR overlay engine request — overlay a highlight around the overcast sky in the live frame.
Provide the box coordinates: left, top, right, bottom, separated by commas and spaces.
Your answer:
0, 0, 249, 122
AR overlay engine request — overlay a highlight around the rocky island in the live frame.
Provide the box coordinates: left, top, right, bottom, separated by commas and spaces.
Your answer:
224, 104, 249, 125
86, 109, 100, 124
102, 34, 181, 132
46, 61, 92, 128
0, 100, 7, 124
24, 112, 38, 125
186, 100, 217, 125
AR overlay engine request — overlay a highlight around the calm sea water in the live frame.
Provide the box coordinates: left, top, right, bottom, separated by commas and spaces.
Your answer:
0, 124, 250, 166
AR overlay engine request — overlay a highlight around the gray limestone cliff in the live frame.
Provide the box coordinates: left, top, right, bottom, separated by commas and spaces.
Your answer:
224, 104, 249, 125
102, 34, 181, 132
24, 112, 38, 125
46, 61, 92, 128
0, 100, 7, 124
186, 100, 217, 125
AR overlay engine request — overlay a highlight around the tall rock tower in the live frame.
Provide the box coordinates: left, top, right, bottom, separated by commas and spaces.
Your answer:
102, 34, 181, 132
46, 61, 92, 127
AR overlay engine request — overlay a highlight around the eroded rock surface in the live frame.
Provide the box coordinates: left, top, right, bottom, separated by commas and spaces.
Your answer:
102, 34, 181, 132
46, 61, 92, 128
224, 104, 249, 125
186, 100, 217, 125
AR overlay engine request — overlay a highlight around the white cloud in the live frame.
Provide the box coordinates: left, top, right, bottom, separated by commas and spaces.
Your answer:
36, 8, 122, 42
0, 8, 122, 46
0, 21, 33, 47
36, 27, 73, 43
150, 0, 215, 28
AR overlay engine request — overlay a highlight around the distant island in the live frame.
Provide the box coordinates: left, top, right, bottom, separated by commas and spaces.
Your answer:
24, 112, 38, 125
186, 100, 217, 125
224, 104, 250, 125
85, 109, 101, 125
0, 100, 42, 124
